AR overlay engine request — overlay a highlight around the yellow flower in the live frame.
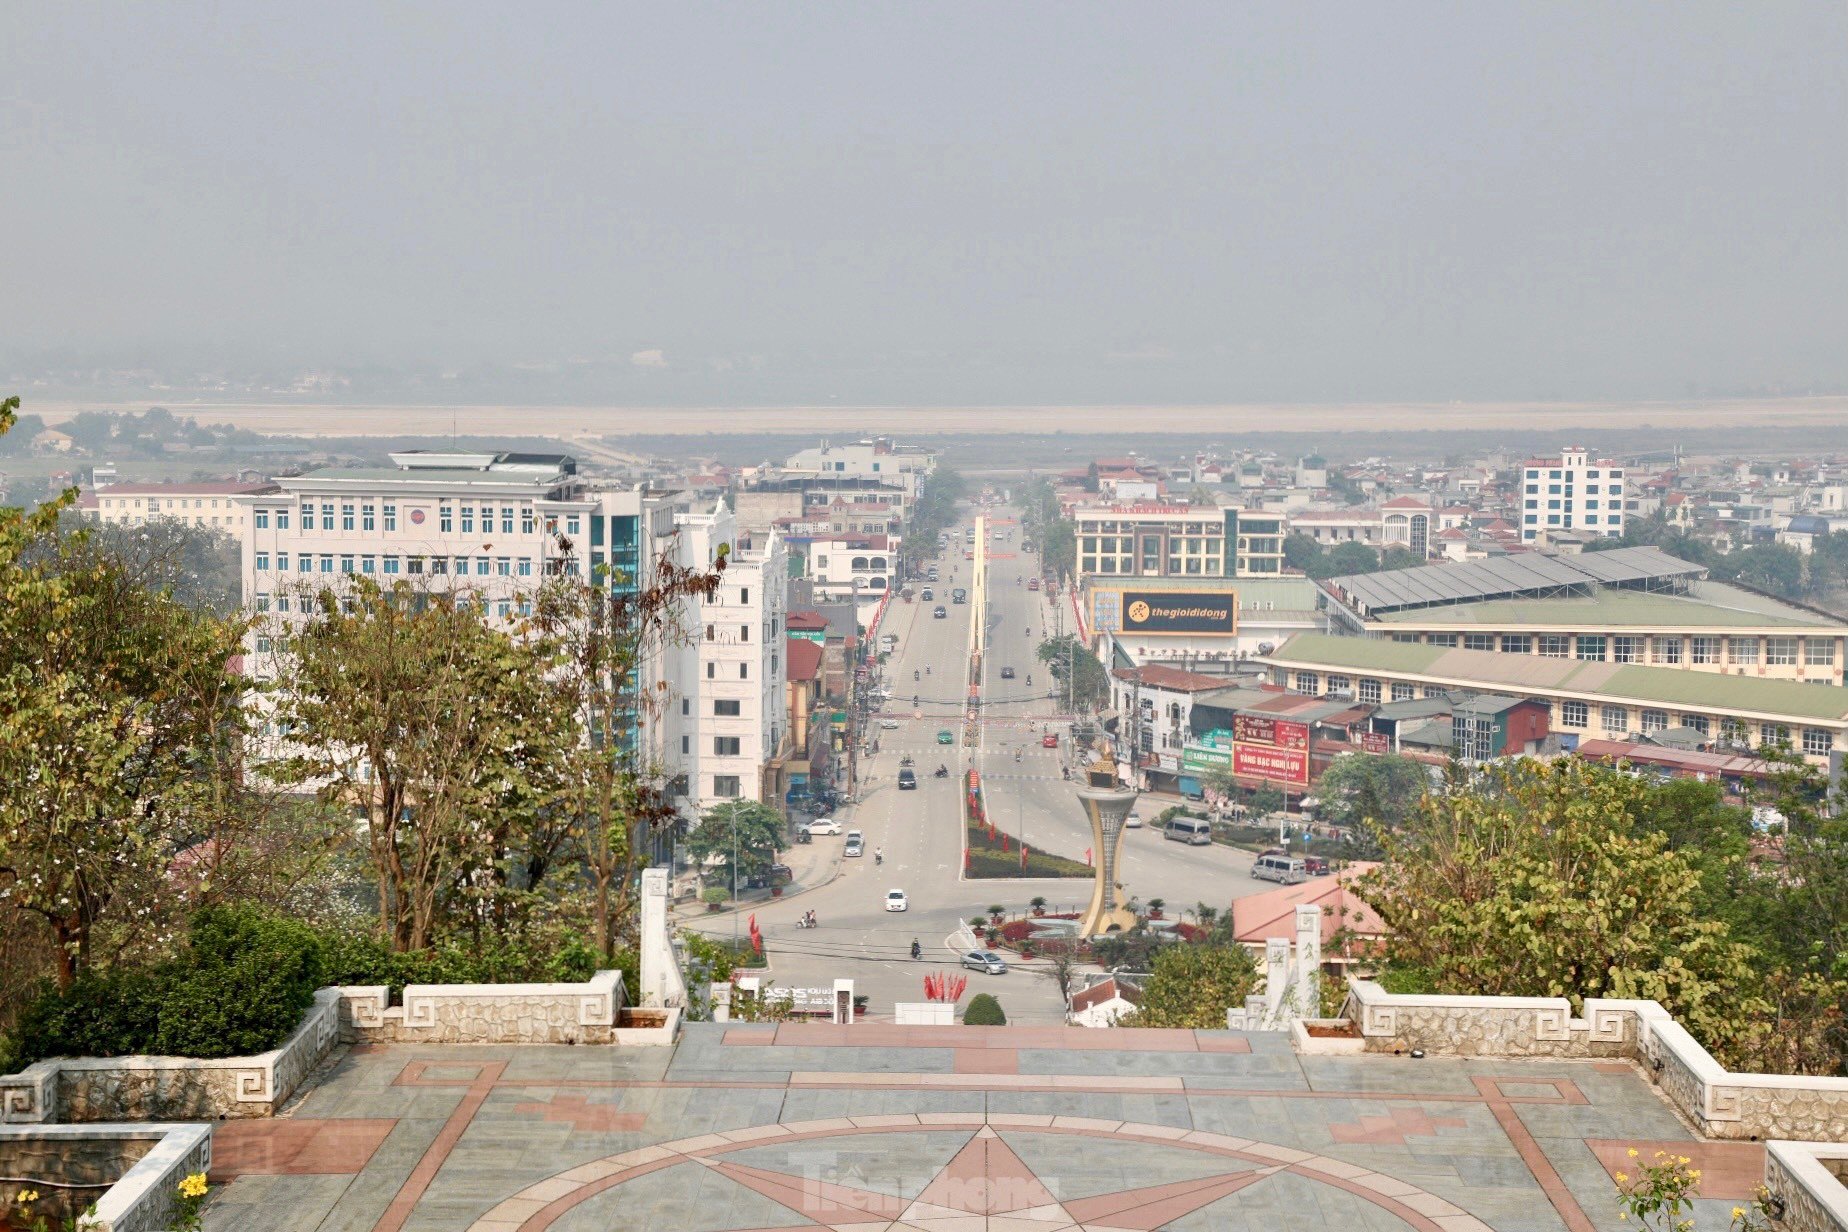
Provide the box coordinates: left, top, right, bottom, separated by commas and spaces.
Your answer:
1690, 1169, 1702, 1180
17, 1188, 39, 1204
1627, 1148, 1639, 1158
176, 1172, 209, 1200
1616, 1172, 1629, 1184
1733, 1207, 1746, 1220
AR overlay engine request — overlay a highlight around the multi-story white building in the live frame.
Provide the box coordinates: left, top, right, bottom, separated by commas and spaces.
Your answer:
664, 501, 790, 811
1074, 502, 1287, 580
804, 533, 895, 602
1520, 446, 1626, 544
781, 436, 936, 495
86, 480, 276, 534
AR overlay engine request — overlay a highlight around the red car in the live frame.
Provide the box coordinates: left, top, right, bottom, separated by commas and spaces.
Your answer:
1041, 733, 1059, 748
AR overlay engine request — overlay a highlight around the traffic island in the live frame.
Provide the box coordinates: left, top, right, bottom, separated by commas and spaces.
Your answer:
961, 769, 1089, 878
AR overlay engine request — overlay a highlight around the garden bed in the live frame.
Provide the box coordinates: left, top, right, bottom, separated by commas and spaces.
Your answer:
964, 821, 1091, 879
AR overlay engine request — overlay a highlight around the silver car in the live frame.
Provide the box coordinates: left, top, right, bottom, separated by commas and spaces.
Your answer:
961, 951, 1008, 975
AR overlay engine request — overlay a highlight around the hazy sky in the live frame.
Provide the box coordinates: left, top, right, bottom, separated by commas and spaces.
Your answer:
3, 4, 1844, 404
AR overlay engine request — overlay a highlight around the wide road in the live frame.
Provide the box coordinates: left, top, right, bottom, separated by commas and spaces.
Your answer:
695, 503, 1275, 1025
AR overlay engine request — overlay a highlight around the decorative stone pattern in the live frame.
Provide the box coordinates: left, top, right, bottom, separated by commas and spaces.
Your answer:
1, 989, 340, 1124
1765, 1143, 1848, 1232
0, 1123, 210, 1232
336, 970, 625, 1045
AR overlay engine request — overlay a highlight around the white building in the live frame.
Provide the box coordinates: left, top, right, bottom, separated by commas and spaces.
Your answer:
804, 533, 896, 604
87, 480, 277, 534
665, 501, 791, 813
781, 437, 935, 495
1521, 446, 1626, 544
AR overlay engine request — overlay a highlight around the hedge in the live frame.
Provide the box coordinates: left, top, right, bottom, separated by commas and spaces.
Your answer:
963, 993, 1007, 1026
964, 820, 1091, 879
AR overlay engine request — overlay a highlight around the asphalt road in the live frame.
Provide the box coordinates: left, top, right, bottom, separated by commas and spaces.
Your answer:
694, 505, 1275, 1025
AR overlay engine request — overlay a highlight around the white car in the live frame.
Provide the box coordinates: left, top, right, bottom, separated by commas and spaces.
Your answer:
1123, 810, 1143, 829
879, 718, 900, 730
804, 819, 842, 836
884, 889, 908, 912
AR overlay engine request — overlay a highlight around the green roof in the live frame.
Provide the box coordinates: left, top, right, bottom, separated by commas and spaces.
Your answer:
1372, 582, 1842, 631
1264, 633, 1848, 723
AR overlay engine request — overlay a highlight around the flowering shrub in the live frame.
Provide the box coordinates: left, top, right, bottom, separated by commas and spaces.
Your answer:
1613, 1148, 1701, 1232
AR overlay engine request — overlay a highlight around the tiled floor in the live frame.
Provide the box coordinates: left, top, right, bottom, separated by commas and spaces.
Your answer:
203, 1026, 1754, 1231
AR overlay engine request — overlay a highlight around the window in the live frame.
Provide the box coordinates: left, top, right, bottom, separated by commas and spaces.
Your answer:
362, 555, 376, 574
740, 587, 750, 604
461, 507, 473, 534
1464, 634, 1495, 652
518, 558, 532, 577
681, 736, 690, 755
1806, 639, 1836, 667
566, 515, 581, 536
1358, 679, 1382, 703
1729, 636, 1759, 665
256, 636, 272, 654
1390, 682, 1415, 702
1804, 728, 1834, 756
453, 556, 468, 574
342, 503, 355, 531
1652, 637, 1683, 665
715, 699, 742, 716
275, 595, 290, 613
1613, 636, 1643, 664
1761, 723, 1790, 747
255, 509, 269, 529
321, 503, 335, 530
1767, 638, 1798, 666
1691, 637, 1720, 665
1721, 717, 1748, 744
430, 557, 447, 574
439, 504, 453, 533
502, 507, 515, 534
1575, 635, 1607, 661
363, 503, 376, 531
713, 736, 742, 756
255, 593, 271, 612
497, 557, 511, 576
384, 557, 400, 575
522, 509, 535, 535
740, 624, 751, 643
1562, 700, 1589, 728
713, 775, 742, 799
1601, 705, 1628, 733
476, 558, 490, 576
1501, 635, 1532, 654
706, 662, 715, 679
739, 663, 749, 679
1426, 634, 1457, 647
1293, 671, 1319, 694
383, 504, 397, 532
256, 552, 270, 571
276, 510, 290, 530
497, 600, 512, 618
1641, 709, 1668, 732
340, 554, 354, 574
1539, 635, 1570, 658
319, 554, 334, 573
1682, 715, 1709, 736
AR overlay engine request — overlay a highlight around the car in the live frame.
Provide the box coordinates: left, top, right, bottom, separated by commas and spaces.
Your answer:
803, 818, 842, 836
897, 768, 917, 790
920, 587, 933, 600
885, 889, 908, 912
1000, 666, 1015, 679
961, 951, 1008, 975
844, 832, 864, 857
937, 729, 955, 745
1303, 855, 1330, 876
933, 606, 948, 618
1041, 733, 1059, 748
879, 718, 900, 730
1123, 809, 1143, 828
1028, 578, 1040, 591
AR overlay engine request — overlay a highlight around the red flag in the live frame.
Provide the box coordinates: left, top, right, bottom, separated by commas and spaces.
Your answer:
1085, 847, 1092, 865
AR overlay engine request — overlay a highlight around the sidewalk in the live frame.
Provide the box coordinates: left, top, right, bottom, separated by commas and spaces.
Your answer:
669, 814, 848, 926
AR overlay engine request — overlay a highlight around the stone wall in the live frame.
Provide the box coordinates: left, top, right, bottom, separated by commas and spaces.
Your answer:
1343, 980, 1848, 1144
1766, 1143, 1848, 1232
0, 989, 341, 1124
337, 970, 625, 1044
0, 1123, 211, 1232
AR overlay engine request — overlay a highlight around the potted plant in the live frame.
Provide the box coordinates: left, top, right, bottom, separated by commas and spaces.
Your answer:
1147, 897, 1165, 921
988, 904, 1006, 927
969, 915, 988, 939
702, 886, 729, 913
986, 933, 1000, 949
1030, 896, 1048, 918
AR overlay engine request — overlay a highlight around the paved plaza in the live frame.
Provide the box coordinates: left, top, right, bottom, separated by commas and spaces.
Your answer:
203, 1022, 1764, 1231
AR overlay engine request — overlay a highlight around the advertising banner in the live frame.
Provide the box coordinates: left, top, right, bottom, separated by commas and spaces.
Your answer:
1181, 744, 1232, 775
1359, 731, 1391, 755
1117, 590, 1238, 636
1232, 743, 1310, 786
1233, 715, 1309, 750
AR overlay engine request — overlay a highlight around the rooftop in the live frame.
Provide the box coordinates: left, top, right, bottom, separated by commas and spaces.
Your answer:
1372, 580, 1846, 631
1262, 633, 1848, 723
92, 480, 276, 496
1325, 546, 1708, 617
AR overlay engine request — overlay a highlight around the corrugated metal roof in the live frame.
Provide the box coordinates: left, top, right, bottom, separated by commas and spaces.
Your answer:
1328, 547, 1705, 615
1372, 581, 1844, 630
1262, 633, 1848, 723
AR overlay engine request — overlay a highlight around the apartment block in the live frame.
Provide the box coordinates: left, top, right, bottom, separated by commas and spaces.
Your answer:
1521, 446, 1625, 543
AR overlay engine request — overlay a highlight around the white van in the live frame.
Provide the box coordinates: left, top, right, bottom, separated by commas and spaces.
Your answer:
1162, 817, 1212, 845
1253, 853, 1307, 884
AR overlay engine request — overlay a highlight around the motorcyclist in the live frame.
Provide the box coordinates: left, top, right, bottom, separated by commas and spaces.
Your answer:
911, 939, 922, 960
1026, 673, 1032, 686
914, 669, 920, 680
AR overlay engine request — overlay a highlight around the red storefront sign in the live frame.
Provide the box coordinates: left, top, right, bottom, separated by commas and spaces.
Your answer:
1233, 715, 1309, 750
1232, 742, 1309, 786
1359, 731, 1390, 755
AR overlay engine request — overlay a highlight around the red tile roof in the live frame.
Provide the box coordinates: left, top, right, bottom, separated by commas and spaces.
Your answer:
1069, 977, 1141, 1015
1231, 864, 1385, 948
788, 610, 828, 631
786, 638, 824, 682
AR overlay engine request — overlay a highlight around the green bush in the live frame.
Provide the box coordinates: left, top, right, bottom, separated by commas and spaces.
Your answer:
317, 927, 602, 996
7, 905, 325, 1066
963, 993, 1007, 1026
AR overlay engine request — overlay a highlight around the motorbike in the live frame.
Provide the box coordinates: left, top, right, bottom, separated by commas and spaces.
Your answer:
910, 940, 922, 960
796, 914, 817, 930
933, 765, 948, 778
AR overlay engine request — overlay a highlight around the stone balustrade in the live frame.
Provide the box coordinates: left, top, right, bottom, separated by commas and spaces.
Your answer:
336, 970, 625, 1044
0, 1122, 212, 1232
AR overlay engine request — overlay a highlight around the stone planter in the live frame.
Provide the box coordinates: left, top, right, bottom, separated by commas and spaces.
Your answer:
1292, 1017, 1366, 1056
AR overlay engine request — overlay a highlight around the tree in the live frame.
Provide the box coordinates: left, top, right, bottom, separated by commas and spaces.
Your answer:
267, 577, 572, 952
1040, 519, 1076, 580
1036, 634, 1108, 711
534, 541, 726, 960
1, 399, 246, 987
1379, 545, 1425, 571
1036, 948, 1081, 1006
53, 509, 243, 616
1315, 753, 1431, 831
1282, 533, 1320, 573
1354, 759, 1760, 1051
1127, 942, 1259, 1028
685, 801, 785, 894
